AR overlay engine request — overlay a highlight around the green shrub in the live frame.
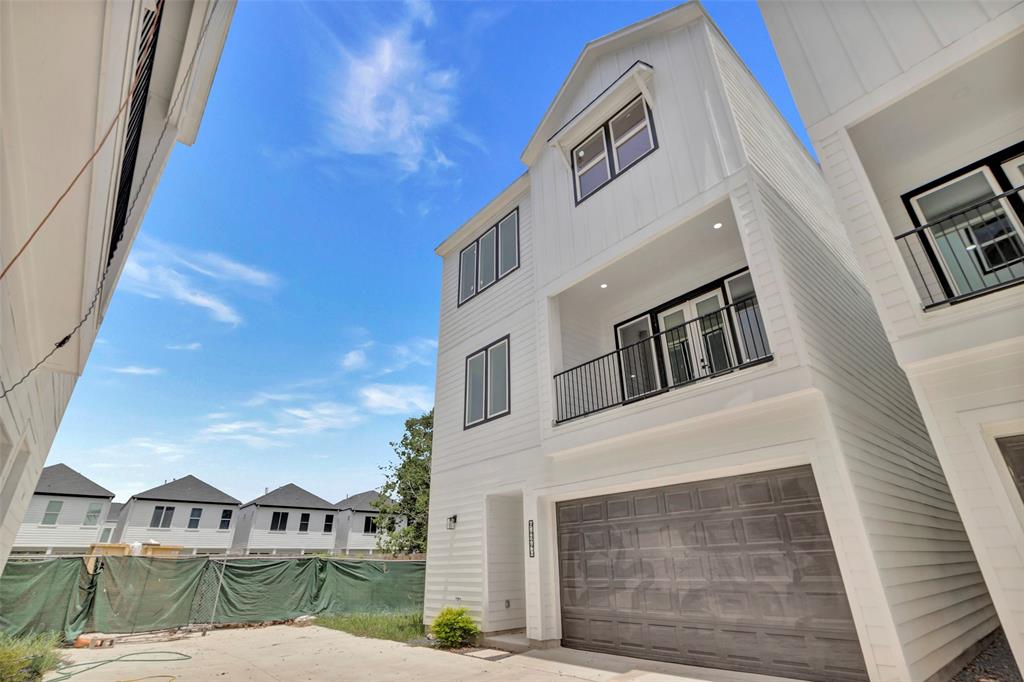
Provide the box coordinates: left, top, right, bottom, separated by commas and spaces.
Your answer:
0, 632, 64, 682
316, 612, 424, 642
430, 606, 479, 648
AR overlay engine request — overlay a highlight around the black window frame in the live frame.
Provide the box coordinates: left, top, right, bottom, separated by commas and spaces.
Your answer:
219, 509, 233, 530
571, 94, 658, 205
463, 335, 511, 429
363, 516, 378, 534
187, 507, 203, 529
324, 514, 334, 533
298, 512, 310, 532
270, 511, 289, 532
457, 208, 520, 307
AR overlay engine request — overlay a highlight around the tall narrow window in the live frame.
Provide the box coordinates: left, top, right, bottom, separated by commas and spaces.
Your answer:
324, 514, 334, 533
497, 210, 519, 277
83, 503, 103, 526
465, 336, 511, 428
363, 516, 378, 534
100, 528, 113, 543
459, 243, 477, 303
609, 97, 654, 172
41, 500, 63, 525
478, 226, 497, 291
299, 513, 310, 532
270, 511, 289, 531
188, 507, 203, 529
573, 129, 610, 200
219, 509, 233, 530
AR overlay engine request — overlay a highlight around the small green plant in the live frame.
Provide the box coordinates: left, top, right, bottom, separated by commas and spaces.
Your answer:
316, 612, 424, 642
430, 606, 480, 649
0, 632, 64, 682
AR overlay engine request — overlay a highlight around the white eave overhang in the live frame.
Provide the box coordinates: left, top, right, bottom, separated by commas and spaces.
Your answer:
435, 172, 530, 257
546, 61, 655, 172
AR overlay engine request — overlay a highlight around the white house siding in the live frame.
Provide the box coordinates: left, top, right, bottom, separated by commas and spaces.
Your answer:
242, 507, 337, 554
117, 500, 237, 553
340, 511, 379, 554
12, 496, 108, 552
483, 495, 526, 633
424, 187, 540, 626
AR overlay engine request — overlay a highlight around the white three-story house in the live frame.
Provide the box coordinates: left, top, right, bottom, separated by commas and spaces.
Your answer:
425, 4, 993, 682
11, 463, 113, 555
759, 0, 1024, 672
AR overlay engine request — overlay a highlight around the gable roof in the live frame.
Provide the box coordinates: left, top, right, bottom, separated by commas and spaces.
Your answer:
336, 490, 391, 512
106, 502, 123, 521
131, 475, 240, 505
521, 1, 704, 165
243, 483, 336, 510
34, 464, 114, 498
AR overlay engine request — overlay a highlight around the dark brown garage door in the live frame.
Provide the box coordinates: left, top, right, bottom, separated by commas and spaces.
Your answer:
556, 465, 868, 682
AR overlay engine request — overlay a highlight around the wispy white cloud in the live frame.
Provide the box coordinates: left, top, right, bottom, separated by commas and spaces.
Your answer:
278, 402, 364, 433
381, 337, 437, 374
167, 342, 202, 351
322, 1, 459, 173
122, 238, 277, 326
244, 392, 311, 407
110, 365, 164, 376
359, 383, 433, 415
340, 348, 368, 371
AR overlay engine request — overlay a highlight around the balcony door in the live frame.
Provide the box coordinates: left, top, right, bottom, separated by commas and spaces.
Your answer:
657, 290, 733, 387
616, 317, 660, 401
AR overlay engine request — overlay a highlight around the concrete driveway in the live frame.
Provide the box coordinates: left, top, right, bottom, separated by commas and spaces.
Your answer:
47, 625, 798, 682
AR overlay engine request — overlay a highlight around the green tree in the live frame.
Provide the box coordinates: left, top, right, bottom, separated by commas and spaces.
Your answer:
374, 409, 432, 554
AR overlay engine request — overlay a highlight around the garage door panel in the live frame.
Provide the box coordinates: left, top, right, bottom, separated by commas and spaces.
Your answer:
556, 465, 868, 682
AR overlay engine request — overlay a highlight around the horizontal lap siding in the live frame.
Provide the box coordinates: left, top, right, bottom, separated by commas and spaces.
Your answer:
484, 495, 526, 632
120, 500, 239, 550
13, 496, 107, 549
426, 191, 540, 625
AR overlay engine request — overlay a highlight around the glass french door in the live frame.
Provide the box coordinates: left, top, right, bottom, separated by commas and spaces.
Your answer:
658, 291, 734, 387
616, 316, 660, 400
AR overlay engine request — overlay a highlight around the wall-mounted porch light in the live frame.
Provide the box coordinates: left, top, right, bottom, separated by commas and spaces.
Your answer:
446, 515, 458, 530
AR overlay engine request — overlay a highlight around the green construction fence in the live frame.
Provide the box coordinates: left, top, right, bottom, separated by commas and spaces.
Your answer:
0, 556, 425, 642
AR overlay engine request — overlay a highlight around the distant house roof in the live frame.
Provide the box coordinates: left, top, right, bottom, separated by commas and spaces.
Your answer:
336, 490, 390, 512
242, 484, 336, 511
105, 502, 124, 522
34, 464, 114, 498
131, 475, 240, 505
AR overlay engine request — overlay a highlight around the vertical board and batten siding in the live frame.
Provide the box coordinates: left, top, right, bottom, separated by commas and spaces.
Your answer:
13, 496, 108, 550
710, 27, 995, 677
530, 19, 743, 291
758, 0, 1020, 130
425, 191, 540, 626
118, 499, 239, 551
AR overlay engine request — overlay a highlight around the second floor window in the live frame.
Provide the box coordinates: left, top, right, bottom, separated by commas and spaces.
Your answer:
465, 336, 510, 428
458, 209, 520, 305
188, 508, 203, 529
363, 516, 378, 534
270, 511, 288, 531
41, 500, 63, 525
324, 514, 334, 533
299, 513, 310, 532
83, 503, 103, 526
572, 95, 656, 203
150, 506, 174, 528
219, 510, 233, 530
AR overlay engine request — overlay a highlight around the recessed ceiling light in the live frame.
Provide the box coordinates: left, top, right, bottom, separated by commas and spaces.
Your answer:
965, 244, 977, 250
600, 283, 608, 289
713, 222, 723, 230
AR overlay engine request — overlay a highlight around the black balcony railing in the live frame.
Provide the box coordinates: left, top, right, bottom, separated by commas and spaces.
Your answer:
553, 297, 771, 423
895, 187, 1024, 308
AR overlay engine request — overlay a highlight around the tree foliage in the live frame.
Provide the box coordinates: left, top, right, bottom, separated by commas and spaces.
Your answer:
374, 410, 432, 554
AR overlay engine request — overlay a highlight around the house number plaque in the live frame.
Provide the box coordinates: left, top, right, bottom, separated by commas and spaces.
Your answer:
528, 520, 535, 557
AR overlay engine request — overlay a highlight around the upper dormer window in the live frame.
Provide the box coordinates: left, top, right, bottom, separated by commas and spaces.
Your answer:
572, 95, 657, 203
458, 208, 520, 305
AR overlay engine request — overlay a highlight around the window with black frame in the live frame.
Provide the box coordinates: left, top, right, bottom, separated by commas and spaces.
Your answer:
457, 209, 519, 305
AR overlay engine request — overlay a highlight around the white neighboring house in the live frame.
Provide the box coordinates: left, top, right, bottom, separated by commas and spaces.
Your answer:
334, 490, 391, 556
99, 503, 123, 544
759, 1, 1024, 670
425, 4, 992, 682
114, 475, 240, 555
231, 484, 337, 556
11, 464, 113, 555
0, 0, 235, 572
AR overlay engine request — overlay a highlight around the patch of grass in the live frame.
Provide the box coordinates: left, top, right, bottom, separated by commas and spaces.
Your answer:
0, 632, 64, 682
316, 612, 424, 643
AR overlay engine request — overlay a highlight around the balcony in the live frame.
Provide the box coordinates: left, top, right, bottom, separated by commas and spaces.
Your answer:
895, 186, 1024, 308
554, 297, 771, 422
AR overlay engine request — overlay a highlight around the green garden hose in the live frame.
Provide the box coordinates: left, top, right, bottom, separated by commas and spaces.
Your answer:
49, 651, 191, 681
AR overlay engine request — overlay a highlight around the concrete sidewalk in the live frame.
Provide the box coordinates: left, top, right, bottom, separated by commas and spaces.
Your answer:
47, 625, 797, 682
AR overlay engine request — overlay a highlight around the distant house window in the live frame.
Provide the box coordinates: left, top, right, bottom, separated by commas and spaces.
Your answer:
363, 516, 378, 534
324, 514, 334, 533
465, 336, 510, 428
219, 510, 232, 530
41, 500, 63, 526
188, 508, 203, 529
149, 506, 175, 528
571, 95, 657, 203
99, 528, 112, 543
457, 209, 520, 305
83, 503, 103, 526
270, 511, 289, 532
299, 513, 310, 532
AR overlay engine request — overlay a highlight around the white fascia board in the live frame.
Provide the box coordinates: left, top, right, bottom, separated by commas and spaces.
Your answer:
435, 173, 530, 257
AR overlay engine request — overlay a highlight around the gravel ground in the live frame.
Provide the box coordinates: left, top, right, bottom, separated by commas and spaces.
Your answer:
950, 630, 1022, 682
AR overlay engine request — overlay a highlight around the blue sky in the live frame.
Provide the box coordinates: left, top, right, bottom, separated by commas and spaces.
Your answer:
48, 1, 810, 503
